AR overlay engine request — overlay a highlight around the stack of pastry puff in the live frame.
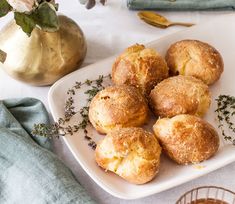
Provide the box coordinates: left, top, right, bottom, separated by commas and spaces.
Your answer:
89, 40, 224, 184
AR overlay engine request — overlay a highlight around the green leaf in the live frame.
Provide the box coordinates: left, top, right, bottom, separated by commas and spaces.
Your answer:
11, 1, 59, 36
14, 12, 36, 36
34, 2, 59, 32
0, 0, 11, 17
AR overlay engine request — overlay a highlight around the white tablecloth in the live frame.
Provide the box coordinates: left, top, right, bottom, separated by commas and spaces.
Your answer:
0, 1, 234, 203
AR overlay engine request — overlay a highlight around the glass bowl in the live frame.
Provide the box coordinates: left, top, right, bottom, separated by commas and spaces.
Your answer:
176, 186, 235, 204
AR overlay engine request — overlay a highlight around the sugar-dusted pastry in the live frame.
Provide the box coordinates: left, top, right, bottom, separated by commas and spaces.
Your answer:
166, 40, 224, 85
88, 85, 149, 134
112, 44, 169, 96
153, 114, 220, 165
95, 127, 162, 184
149, 75, 211, 118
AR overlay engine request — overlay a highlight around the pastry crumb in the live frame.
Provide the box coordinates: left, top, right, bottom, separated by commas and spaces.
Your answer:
193, 165, 206, 169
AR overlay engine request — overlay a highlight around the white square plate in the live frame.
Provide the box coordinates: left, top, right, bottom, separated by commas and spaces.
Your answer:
48, 14, 235, 200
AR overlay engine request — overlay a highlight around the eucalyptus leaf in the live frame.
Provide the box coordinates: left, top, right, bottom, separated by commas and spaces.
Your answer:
14, 12, 36, 36
34, 2, 59, 32
0, 0, 11, 17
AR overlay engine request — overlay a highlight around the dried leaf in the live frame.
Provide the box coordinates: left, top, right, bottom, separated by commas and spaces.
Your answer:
86, 0, 96, 9
100, 0, 106, 5
0, 49, 6, 63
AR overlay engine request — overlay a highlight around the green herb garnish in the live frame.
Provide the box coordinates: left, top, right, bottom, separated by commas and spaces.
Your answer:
215, 95, 235, 145
32, 74, 111, 150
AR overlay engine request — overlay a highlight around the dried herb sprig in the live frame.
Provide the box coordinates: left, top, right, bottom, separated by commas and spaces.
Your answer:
32, 74, 111, 150
215, 95, 235, 145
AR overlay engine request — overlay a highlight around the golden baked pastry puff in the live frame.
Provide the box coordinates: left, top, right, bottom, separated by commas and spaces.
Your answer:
149, 75, 211, 118
95, 127, 162, 184
89, 85, 149, 134
166, 40, 224, 85
153, 114, 220, 165
112, 44, 169, 96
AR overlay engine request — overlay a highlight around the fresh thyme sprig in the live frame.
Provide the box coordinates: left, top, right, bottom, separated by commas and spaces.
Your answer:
32, 74, 111, 150
215, 95, 235, 145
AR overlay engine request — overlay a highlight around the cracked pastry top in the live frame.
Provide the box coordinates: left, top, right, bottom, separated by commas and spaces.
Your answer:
112, 44, 169, 96
165, 40, 224, 85
95, 127, 162, 184
149, 75, 211, 118
153, 114, 220, 165
88, 85, 149, 134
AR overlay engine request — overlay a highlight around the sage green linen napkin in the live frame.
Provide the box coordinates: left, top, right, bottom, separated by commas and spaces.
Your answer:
0, 98, 95, 204
127, 0, 235, 10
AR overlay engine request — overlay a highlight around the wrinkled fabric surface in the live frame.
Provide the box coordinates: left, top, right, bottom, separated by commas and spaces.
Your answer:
0, 98, 95, 204
127, 0, 235, 10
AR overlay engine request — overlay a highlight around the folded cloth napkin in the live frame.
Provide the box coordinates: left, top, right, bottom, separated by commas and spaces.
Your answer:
0, 98, 95, 204
127, 0, 235, 10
